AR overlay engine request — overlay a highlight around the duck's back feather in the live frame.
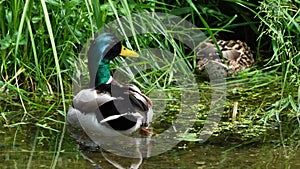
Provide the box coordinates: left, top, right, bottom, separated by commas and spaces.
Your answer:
72, 88, 115, 113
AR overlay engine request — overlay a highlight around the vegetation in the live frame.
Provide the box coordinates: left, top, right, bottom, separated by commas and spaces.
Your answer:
0, 0, 299, 160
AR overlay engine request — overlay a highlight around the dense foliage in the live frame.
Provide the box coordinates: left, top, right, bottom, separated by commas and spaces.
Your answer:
0, 0, 299, 146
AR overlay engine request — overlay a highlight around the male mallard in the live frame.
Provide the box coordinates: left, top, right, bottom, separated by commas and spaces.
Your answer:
67, 33, 153, 138
195, 39, 254, 77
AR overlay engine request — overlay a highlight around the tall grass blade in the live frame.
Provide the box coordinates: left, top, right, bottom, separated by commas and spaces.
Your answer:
40, 0, 66, 168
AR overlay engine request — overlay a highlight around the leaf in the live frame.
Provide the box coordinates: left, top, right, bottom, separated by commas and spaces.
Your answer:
288, 95, 298, 112
178, 133, 201, 142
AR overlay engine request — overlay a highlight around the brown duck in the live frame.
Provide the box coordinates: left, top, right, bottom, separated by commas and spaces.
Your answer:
195, 39, 254, 78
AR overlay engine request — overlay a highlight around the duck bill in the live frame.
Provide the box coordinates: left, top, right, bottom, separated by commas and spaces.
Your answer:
120, 45, 139, 58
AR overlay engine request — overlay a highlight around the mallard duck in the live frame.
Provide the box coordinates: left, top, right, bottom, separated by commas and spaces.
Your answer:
67, 33, 153, 138
195, 39, 254, 77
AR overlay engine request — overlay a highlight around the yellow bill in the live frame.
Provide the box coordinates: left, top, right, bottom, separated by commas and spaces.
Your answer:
120, 45, 139, 58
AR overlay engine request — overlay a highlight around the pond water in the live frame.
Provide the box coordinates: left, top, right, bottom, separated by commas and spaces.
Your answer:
1, 126, 300, 169
1, 78, 299, 168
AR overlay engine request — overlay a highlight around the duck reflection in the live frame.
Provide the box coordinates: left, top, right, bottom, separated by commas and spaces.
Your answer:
69, 126, 152, 169
79, 142, 147, 169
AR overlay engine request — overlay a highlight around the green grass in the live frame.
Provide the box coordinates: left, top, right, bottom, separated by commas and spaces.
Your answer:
0, 0, 300, 161
255, 0, 300, 146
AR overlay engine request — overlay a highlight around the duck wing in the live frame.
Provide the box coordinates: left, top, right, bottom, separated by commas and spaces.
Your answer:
94, 79, 153, 130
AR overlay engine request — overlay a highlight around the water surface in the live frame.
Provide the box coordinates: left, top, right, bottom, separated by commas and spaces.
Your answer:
1, 126, 300, 169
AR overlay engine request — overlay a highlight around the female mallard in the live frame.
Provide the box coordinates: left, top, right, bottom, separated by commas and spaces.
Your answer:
67, 33, 153, 137
195, 39, 254, 77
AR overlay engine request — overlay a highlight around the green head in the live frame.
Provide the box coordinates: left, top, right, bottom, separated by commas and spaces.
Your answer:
88, 33, 139, 87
